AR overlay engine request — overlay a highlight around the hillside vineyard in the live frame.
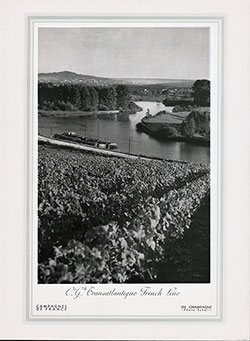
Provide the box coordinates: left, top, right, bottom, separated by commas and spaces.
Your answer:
38, 150, 210, 284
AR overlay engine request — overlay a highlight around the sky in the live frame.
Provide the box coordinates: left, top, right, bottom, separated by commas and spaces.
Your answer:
38, 27, 210, 80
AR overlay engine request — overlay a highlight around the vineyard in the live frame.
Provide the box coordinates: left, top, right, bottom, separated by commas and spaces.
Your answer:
38, 149, 210, 284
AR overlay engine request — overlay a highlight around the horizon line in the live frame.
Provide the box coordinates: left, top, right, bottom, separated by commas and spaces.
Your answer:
38, 70, 208, 81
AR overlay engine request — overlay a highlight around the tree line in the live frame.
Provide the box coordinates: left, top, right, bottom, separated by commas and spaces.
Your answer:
163, 79, 210, 107
181, 109, 210, 137
38, 83, 131, 111
192, 79, 210, 106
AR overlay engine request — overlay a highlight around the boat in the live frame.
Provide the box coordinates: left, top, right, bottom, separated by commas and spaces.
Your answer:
108, 142, 118, 149
52, 132, 117, 150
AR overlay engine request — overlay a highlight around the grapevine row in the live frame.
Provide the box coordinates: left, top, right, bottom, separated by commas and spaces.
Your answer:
38, 153, 210, 283
38, 151, 209, 263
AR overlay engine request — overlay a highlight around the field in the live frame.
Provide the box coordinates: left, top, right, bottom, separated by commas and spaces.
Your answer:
38, 149, 210, 284
142, 107, 210, 126
142, 111, 190, 125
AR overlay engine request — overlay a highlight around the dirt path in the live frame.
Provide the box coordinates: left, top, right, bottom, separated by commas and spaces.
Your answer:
39, 135, 141, 159
38, 135, 189, 163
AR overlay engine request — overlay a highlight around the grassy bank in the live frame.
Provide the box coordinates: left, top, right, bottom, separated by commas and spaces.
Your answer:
38, 109, 119, 118
136, 122, 210, 146
38, 102, 142, 118
136, 108, 210, 147
38, 136, 189, 163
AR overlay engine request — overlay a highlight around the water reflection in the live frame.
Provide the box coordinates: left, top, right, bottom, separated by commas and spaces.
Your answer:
38, 101, 210, 163
117, 112, 130, 122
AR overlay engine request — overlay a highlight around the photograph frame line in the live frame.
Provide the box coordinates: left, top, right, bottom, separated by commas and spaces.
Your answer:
25, 14, 225, 322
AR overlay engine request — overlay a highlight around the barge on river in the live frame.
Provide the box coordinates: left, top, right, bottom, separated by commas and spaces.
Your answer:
52, 132, 118, 150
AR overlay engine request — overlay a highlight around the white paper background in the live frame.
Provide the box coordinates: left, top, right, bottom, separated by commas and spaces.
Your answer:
29, 20, 219, 321
1, 0, 250, 340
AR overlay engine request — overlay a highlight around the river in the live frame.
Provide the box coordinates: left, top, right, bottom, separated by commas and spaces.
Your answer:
38, 101, 210, 163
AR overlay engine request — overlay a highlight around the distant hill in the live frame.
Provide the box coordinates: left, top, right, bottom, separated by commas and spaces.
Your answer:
38, 71, 130, 86
38, 71, 194, 87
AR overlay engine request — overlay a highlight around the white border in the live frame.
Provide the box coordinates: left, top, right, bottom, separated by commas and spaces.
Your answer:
27, 17, 223, 321
1, 0, 250, 339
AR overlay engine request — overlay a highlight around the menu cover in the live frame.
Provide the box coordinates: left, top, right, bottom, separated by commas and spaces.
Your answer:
1, 0, 250, 340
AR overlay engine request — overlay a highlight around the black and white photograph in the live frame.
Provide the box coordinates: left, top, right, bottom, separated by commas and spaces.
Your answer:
2, 0, 250, 337
37, 26, 211, 285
